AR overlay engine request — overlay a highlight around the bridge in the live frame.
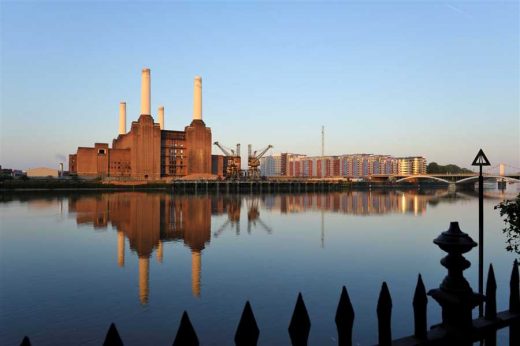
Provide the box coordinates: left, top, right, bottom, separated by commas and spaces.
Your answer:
397, 163, 519, 185
372, 163, 520, 185
394, 174, 520, 184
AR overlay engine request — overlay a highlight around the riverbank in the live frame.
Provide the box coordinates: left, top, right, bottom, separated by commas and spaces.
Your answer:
1, 178, 451, 193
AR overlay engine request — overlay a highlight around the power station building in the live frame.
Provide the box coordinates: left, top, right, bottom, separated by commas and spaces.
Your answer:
69, 69, 212, 180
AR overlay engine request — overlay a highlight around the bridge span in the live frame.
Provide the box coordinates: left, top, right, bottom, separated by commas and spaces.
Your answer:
393, 174, 520, 184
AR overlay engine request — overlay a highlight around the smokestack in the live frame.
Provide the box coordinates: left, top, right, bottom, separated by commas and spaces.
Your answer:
141, 68, 151, 115
193, 76, 202, 120
158, 106, 164, 130
119, 102, 126, 134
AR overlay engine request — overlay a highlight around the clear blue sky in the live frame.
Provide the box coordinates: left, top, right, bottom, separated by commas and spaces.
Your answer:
1, 1, 518, 171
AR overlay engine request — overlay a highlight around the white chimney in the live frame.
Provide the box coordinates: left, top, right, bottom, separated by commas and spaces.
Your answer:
158, 106, 164, 130
141, 68, 151, 115
193, 76, 202, 120
119, 102, 126, 134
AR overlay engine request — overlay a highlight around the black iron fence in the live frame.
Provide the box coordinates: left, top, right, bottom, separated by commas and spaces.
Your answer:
20, 222, 520, 346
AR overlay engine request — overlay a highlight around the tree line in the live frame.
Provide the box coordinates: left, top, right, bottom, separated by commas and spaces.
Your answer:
426, 162, 474, 174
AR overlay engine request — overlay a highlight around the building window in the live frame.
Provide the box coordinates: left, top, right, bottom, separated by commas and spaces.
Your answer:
98, 149, 106, 155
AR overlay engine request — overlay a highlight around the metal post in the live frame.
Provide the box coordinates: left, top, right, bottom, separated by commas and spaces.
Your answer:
478, 165, 483, 317
471, 149, 490, 318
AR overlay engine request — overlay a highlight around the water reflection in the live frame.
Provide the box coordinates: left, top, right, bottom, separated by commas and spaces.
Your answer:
62, 189, 465, 304
264, 190, 445, 215
3, 187, 519, 345
69, 194, 211, 302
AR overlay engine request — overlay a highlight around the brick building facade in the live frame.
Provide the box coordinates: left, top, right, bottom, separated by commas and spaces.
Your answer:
69, 70, 213, 180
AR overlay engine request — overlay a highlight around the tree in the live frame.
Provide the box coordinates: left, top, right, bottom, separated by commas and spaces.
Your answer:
427, 162, 441, 173
426, 162, 473, 174
495, 194, 520, 256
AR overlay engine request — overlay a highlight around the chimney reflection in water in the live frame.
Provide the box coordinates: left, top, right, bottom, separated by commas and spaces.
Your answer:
192, 251, 201, 297
117, 231, 125, 267
68, 191, 435, 304
139, 257, 149, 305
156, 241, 163, 263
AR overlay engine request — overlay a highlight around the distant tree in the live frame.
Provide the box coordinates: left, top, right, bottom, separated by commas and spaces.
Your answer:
495, 194, 520, 256
427, 162, 473, 174
427, 162, 441, 173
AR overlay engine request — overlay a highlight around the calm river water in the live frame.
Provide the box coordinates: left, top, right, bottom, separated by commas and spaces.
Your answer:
1, 187, 519, 345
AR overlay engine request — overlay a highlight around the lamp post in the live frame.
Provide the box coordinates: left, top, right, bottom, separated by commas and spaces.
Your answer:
471, 149, 490, 317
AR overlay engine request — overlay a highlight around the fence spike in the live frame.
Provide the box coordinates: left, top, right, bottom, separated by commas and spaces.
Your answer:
511, 260, 520, 313
377, 282, 392, 346
235, 301, 260, 346
20, 336, 31, 346
288, 292, 311, 346
485, 264, 497, 320
103, 323, 123, 346
412, 274, 427, 339
335, 286, 354, 346
173, 311, 199, 346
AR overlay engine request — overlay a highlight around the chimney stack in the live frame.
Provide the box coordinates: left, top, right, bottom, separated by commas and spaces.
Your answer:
158, 106, 164, 130
193, 76, 202, 120
141, 68, 151, 115
119, 102, 126, 134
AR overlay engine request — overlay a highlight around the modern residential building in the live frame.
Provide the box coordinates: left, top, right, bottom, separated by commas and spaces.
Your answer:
260, 154, 282, 177
260, 153, 306, 177
279, 153, 426, 178
397, 157, 427, 175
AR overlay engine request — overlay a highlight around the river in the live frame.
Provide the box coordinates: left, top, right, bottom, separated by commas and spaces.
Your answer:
1, 187, 519, 345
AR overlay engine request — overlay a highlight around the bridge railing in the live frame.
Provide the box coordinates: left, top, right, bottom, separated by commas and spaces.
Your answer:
19, 222, 520, 346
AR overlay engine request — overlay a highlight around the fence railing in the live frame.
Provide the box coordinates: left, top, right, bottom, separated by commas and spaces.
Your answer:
20, 222, 520, 346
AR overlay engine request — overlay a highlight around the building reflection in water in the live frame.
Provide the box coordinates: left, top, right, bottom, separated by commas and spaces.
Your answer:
69, 193, 211, 303
67, 189, 449, 304
265, 190, 442, 216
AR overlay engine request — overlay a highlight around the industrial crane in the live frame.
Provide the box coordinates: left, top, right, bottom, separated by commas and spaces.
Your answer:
247, 144, 273, 180
213, 142, 241, 180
